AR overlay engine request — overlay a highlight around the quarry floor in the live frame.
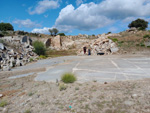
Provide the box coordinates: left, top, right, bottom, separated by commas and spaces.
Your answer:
0, 54, 150, 113
11, 54, 150, 83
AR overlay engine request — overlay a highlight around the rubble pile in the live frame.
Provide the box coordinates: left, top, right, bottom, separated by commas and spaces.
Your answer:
0, 36, 38, 71
77, 34, 119, 55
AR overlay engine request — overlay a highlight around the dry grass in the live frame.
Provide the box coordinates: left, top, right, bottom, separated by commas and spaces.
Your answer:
110, 31, 150, 53
46, 49, 77, 57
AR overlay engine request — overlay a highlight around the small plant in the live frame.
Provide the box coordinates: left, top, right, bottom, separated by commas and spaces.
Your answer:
108, 37, 118, 42
24, 109, 31, 113
39, 55, 46, 59
40, 102, 45, 105
61, 73, 77, 83
29, 58, 34, 62
0, 39, 4, 43
143, 34, 150, 39
75, 87, 79, 90
28, 92, 34, 96
140, 43, 145, 47
59, 83, 67, 91
0, 100, 8, 107
112, 38, 118, 42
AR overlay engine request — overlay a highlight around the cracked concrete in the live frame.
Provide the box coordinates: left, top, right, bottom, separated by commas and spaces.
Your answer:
9, 55, 150, 83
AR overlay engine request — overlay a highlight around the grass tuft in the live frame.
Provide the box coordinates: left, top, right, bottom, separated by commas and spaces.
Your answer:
61, 72, 77, 83
0, 100, 8, 107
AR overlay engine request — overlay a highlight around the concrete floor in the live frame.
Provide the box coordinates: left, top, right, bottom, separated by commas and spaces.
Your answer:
12, 55, 150, 83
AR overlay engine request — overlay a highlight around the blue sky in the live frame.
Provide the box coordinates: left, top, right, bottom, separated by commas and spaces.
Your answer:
0, 0, 150, 35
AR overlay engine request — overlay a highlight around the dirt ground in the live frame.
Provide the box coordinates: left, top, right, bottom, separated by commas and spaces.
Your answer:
0, 72, 150, 113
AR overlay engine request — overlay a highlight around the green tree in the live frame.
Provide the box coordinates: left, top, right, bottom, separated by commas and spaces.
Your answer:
33, 41, 46, 55
57, 33, 65, 36
49, 29, 53, 36
128, 18, 148, 30
52, 28, 59, 36
0, 23, 14, 31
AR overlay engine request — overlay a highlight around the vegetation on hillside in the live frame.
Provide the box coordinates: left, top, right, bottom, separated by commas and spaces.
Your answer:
33, 41, 46, 55
128, 18, 148, 30
0, 22, 14, 31
58, 33, 65, 36
49, 28, 59, 36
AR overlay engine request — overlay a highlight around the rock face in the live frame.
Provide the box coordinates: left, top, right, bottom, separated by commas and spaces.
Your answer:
77, 34, 119, 55
43, 34, 119, 55
0, 36, 37, 71
51, 35, 61, 50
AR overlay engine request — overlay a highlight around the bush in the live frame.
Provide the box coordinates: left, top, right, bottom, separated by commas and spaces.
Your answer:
0, 39, 4, 43
128, 18, 148, 30
59, 83, 67, 91
33, 41, 46, 55
61, 73, 77, 83
143, 34, 150, 39
39, 55, 46, 59
58, 33, 65, 36
0, 100, 8, 107
140, 43, 145, 47
0, 22, 14, 31
29, 58, 34, 62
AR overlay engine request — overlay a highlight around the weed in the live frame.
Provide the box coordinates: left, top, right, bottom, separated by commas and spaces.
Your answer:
0, 100, 8, 107
61, 73, 77, 83
28, 92, 34, 96
59, 83, 67, 91
29, 58, 34, 62
24, 109, 31, 113
143, 34, 150, 39
75, 87, 79, 90
39, 55, 46, 59
40, 102, 45, 105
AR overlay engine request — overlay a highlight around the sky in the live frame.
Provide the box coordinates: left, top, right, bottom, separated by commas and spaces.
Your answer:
0, 0, 150, 35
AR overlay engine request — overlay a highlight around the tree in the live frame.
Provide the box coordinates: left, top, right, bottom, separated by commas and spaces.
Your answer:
52, 28, 59, 36
49, 29, 53, 36
33, 41, 46, 55
128, 18, 148, 30
57, 33, 65, 36
0, 23, 14, 31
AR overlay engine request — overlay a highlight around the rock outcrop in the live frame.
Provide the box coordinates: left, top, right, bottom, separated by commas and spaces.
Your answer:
77, 34, 119, 55
0, 36, 37, 71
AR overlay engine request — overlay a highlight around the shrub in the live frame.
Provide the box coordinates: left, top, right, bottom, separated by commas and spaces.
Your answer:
0, 39, 4, 43
33, 41, 46, 55
58, 33, 65, 36
112, 38, 118, 42
39, 55, 46, 59
140, 43, 145, 47
143, 34, 150, 39
29, 58, 34, 62
59, 83, 67, 91
24, 109, 31, 113
28, 92, 34, 96
0, 100, 8, 107
61, 73, 77, 83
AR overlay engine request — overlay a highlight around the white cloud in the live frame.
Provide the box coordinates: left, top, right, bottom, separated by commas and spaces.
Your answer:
13, 19, 41, 28
76, 0, 83, 6
32, 27, 51, 34
28, 0, 60, 15
54, 0, 150, 33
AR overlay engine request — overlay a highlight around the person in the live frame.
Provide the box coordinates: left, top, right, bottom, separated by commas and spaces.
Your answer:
83, 46, 87, 54
88, 45, 91, 55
